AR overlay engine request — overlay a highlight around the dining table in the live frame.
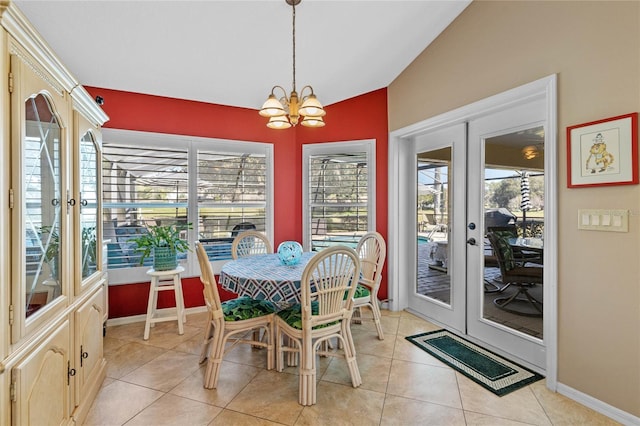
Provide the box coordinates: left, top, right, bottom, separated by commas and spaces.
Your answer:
218, 252, 317, 306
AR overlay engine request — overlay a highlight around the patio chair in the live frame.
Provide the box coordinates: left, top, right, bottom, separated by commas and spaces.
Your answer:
486, 232, 543, 317
231, 230, 273, 259
487, 225, 541, 265
231, 221, 256, 237
274, 246, 362, 405
195, 242, 276, 389
351, 232, 387, 340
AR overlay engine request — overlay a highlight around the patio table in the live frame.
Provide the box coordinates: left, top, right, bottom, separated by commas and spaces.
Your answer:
508, 237, 543, 253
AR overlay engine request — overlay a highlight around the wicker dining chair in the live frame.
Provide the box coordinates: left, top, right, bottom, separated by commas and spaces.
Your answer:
231, 230, 273, 260
195, 242, 276, 389
274, 246, 362, 405
351, 232, 387, 340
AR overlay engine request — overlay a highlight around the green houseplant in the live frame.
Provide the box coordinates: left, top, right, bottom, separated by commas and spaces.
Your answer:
81, 226, 97, 276
39, 225, 60, 279
131, 223, 192, 271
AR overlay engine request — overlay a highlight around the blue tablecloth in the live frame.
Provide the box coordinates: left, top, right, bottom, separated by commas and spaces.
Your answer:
219, 252, 316, 304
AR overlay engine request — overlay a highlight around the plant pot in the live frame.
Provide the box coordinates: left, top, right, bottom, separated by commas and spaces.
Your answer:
153, 246, 177, 271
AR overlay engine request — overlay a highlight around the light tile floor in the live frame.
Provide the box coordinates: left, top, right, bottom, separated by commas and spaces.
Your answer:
85, 310, 619, 425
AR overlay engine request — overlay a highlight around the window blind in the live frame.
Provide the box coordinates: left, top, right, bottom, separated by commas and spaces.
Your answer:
308, 152, 368, 250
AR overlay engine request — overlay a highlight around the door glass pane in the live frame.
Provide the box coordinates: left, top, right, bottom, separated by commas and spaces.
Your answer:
417, 148, 451, 305
483, 127, 544, 339
80, 132, 98, 279
25, 94, 62, 318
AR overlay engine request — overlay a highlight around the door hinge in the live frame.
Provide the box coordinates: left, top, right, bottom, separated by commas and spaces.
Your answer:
9, 188, 14, 209
8, 72, 13, 94
10, 380, 16, 402
67, 361, 76, 386
8, 304, 14, 326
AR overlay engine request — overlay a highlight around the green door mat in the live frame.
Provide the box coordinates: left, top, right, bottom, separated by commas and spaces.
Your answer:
406, 330, 543, 396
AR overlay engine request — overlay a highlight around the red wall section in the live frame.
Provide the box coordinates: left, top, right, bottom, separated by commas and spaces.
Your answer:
107, 277, 234, 318
297, 89, 390, 300
86, 86, 389, 317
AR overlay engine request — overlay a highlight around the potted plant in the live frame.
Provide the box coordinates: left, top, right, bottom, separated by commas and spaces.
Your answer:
39, 225, 60, 279
81, 226, 97, 276
130, 223, 192, 271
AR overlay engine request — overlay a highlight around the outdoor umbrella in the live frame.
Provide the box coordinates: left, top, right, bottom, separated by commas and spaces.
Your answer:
520, 171, 532, 233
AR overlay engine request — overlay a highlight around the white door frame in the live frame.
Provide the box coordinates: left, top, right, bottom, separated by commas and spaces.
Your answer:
388, 74, 558, 388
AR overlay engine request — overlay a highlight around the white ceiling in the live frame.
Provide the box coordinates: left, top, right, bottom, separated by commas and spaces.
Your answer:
13, 0, 470, 110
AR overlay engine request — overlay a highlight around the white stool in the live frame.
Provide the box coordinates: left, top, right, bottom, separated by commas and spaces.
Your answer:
144, 266, 186, 340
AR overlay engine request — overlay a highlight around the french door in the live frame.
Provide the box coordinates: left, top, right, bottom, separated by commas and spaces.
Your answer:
404, 86, 553, 373
410, 123, 467, 332
466, 99, 547, 371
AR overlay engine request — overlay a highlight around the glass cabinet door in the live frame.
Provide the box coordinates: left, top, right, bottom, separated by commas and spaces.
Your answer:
11, 53, 70, 342
78, 129, 100, 286
23, 94, 64, 318
74, 124, 102, 294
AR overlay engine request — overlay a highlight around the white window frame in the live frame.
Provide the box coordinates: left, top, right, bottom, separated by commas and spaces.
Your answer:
102, 128, 273, 284
302, 139, 376, 251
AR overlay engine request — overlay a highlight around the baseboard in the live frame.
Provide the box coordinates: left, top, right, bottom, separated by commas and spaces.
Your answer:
556, 382, 640, 426
106, 305, 207, 327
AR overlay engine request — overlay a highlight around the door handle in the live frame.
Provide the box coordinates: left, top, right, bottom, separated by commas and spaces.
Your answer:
466, 238, 477, 246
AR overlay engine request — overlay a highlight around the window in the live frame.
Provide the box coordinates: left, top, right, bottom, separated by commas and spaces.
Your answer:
196, 149, 268, 263
302, 140, 376, 251
102, 129, 273, 284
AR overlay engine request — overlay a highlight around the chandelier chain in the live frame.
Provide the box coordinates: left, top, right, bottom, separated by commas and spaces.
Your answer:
292, 0, 296, 92
259, 0, 325, 129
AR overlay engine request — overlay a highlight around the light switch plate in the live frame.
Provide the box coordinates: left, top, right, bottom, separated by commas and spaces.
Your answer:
577, 209, 629, 232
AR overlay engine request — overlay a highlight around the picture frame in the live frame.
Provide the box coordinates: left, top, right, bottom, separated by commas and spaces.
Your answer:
567, 112, 638, 188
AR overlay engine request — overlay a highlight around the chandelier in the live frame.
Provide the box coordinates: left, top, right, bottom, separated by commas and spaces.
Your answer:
259, 0, 325, 129
522, 145, 540, 160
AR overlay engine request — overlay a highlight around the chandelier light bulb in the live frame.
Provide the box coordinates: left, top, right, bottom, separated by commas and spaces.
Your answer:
267, 115, 292, 129
301, 115, 325, 128
299, 94, 326, 117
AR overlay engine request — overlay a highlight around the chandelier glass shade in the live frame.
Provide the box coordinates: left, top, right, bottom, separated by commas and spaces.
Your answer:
259, 0, 325, 129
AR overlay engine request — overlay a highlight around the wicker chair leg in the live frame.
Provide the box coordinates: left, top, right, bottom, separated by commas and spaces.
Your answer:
342, 326, 362, 387
199, 316, 213, 363
298, 334, 317, 405
204, 357, 222, 389
265, 323, 274, 370
351, 307, 362, 324
203, 331, 224, 389
370, 300, 384, 340
275, 323, 284, 372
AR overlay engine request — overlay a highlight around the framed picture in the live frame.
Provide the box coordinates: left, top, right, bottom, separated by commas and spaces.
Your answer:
567, 112, 638, 188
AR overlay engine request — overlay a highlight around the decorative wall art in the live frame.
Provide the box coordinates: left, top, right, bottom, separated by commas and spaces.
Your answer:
567, 112, 638, 188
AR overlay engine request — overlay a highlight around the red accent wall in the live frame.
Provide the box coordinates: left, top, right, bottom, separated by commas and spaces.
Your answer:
86, 86, 389, 318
